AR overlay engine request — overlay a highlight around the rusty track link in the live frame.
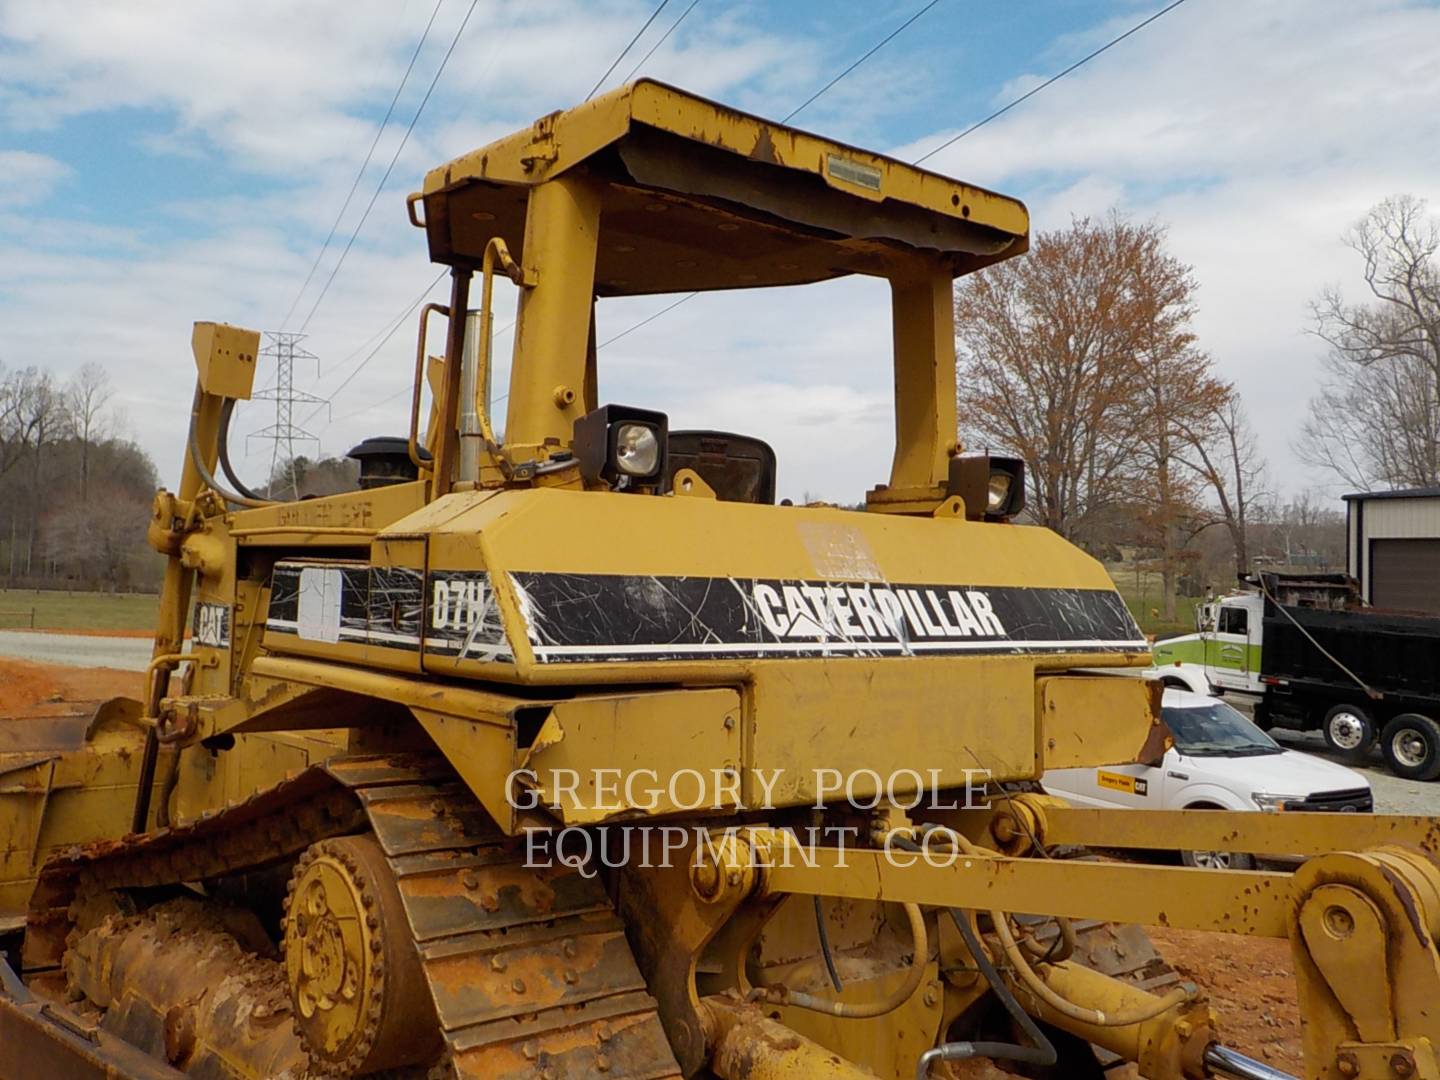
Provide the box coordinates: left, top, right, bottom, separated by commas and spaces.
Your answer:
25, 754, 682, 1080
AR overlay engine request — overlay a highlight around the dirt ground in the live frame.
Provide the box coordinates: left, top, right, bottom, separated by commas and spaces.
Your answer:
941, 924, 1302, 1080
0, 657, 142, 715
1147, 926, 1302, 1073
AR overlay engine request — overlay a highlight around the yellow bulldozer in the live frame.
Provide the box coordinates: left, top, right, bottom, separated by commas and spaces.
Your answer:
3, 81, 1439, 1080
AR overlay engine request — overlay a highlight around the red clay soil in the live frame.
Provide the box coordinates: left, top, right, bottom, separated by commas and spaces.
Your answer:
1147, 926, 1303, 1074
0, 658, 142, 715
947, 931, 1302, 1077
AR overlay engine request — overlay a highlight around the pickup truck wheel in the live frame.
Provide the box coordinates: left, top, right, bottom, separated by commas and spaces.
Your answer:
1181, 848, 1255, 871
1179, 805, 1255, 870
1380, 714, 1440, 781
1322, 704, 1375, 761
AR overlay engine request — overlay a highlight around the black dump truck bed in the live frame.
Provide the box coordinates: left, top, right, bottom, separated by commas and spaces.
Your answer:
1257, 572, 1440, 706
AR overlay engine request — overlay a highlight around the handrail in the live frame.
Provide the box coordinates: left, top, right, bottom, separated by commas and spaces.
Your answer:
478, 237, 524, 449
459, 238, 525, 483
408, 301, 451, 470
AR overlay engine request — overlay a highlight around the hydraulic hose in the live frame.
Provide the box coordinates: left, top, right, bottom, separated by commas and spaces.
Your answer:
814, 895, 845, 993
753, 901, 928, 1019
887, 833, 1055, 1079
154, 744, 182, 828
1020, 910, 1077, 964
990, 904, 1194, 1027
908, 826, 1193, 1028
915, 908, 1058, 1079
217, 397, 273, 504
188, 395, 272, 509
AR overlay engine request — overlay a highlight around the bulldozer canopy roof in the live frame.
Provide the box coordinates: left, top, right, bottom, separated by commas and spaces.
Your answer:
417, 80, 1028, 296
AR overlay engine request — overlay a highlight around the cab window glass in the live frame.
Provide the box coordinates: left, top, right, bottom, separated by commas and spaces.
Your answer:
1218, 607, 1248, 635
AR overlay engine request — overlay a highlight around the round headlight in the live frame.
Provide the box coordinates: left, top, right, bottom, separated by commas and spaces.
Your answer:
986, 472, 1012, 512
615, 423, 660, 477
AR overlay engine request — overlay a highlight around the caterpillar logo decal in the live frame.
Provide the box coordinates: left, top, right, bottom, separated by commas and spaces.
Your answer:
265, 561, 1147, 666
508, 572, 1147, 663
1096, 770, 1149, 796
193, 602, 231, 649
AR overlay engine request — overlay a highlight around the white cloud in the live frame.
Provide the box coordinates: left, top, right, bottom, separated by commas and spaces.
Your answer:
896, 0, 1440, 494
0, 148, 69, 204
2, 0, 1437, 506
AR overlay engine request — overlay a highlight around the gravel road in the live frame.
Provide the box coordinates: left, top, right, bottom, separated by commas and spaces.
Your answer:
0, 630, 151, 671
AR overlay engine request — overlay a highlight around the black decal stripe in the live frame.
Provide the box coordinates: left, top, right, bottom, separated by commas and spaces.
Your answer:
265, 563, 513, 661
508, 572, 1146, 664
266, 565, 1146, 668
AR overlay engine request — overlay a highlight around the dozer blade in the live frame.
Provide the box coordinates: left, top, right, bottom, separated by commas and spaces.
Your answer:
0, 951, 185, 1080
0, 696, 143, 760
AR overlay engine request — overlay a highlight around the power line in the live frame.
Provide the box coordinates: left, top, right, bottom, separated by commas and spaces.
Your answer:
599, 0, 1190, 350
279, 0, 446, 330
330, 382, 416, 426
599, 292, 697, 348
783, 0, 942, 123
302, 270, 448, 428
585, 0, 673, 101
598, 0, 940, 349
621, 0, 702, 83
298, 0, 481, 335
912, 0, 1191, 165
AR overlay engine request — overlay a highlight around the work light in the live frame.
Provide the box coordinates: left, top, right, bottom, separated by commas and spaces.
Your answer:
573, 404, 669, 488
615, 422, 661, 477
947, 453, 1027, 521
987, 471, 1013, 513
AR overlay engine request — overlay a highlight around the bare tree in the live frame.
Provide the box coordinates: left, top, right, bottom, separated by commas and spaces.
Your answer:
262, 454, 359, 499
1253, 492, 1346, 571
1180, 394, 1268, 576
0, 363, 32, 480
64, 363, 111, 501
17, 371, 59, 576
1297, 195, 1440, 489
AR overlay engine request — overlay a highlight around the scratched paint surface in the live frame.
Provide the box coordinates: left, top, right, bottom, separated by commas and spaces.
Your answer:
510, 571, 1146, 663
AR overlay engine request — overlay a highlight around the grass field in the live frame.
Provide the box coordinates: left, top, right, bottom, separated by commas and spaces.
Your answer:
1110, 571, 1202, 638
0, 589, 158, 631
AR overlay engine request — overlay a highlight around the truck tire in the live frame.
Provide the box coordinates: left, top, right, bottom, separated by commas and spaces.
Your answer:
1380, 714, 1440, 781
1321, 703, 1375, 761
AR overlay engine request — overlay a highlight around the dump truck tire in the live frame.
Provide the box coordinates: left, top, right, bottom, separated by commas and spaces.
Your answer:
1381, 713, 1440, 781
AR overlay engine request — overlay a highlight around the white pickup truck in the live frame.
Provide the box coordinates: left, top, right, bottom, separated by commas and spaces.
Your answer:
1043, 688, 1373, 869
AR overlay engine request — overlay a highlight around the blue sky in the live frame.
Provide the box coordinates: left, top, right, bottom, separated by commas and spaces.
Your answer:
3, 0, 1439, 502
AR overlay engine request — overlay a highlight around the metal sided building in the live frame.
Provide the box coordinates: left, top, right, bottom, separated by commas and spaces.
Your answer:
1344, 486, 1440, 613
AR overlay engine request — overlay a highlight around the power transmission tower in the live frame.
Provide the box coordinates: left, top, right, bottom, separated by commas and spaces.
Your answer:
250, 332, 328, 498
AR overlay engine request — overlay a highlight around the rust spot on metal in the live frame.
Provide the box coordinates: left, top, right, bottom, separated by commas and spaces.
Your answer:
749, 126, 778, 165
1378, 863, 1430, 947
